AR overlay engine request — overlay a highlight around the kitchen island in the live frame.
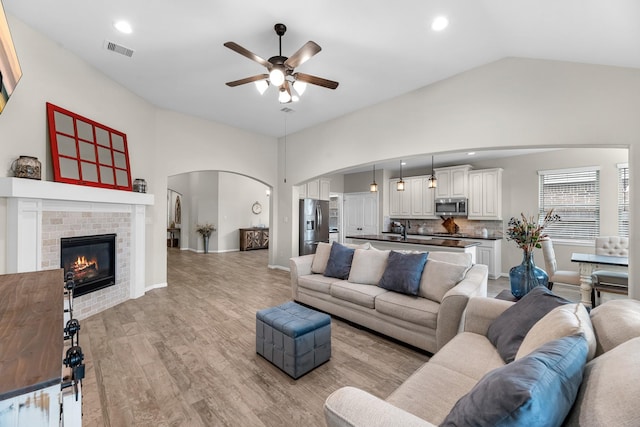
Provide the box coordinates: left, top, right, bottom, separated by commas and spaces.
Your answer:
346, 234, 480, 262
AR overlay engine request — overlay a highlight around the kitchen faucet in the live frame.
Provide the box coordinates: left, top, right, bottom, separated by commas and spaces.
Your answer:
400, 224, 407, 241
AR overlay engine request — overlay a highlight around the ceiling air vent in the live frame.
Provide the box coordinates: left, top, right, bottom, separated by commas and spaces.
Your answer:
280, 107, 295, 113
105, 40, 135, 58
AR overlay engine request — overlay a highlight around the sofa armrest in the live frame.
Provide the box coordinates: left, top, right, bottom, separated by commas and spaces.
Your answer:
289, 254, 315, 300
324, 387, 437, 427
436, 263, 488, 351
463, 297, 514, 336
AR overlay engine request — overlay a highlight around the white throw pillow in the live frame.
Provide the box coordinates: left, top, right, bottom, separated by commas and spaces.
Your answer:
348, 249, 390, 285
311, 241, 371, 274
516, 303, 596, 362
418, 259, 469, 302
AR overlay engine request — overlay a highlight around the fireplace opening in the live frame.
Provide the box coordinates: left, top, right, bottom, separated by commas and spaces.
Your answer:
61, 234, 116, 297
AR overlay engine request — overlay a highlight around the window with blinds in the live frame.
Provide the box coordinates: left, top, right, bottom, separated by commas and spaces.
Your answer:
538, 168, 600, 242
618, 164, 629, 237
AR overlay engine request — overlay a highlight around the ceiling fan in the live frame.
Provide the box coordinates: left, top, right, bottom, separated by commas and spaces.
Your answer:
224, 23, 339, 103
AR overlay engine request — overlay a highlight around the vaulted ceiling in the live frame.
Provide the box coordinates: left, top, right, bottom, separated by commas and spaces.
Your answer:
5, 0, 640, 138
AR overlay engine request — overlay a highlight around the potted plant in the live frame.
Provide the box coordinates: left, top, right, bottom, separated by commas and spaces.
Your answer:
195, 223, 216, 254
506, 209, 560, 298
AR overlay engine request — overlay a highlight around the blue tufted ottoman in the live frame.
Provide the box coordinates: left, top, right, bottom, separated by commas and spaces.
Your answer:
256, 301, 331, 379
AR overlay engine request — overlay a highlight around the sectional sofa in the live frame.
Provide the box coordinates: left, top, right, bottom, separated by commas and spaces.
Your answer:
324, 292, 640, 426
289, 242, 488, 354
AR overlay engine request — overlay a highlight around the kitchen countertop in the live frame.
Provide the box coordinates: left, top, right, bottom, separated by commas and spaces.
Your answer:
347, 234, 481, 249
383, 231, 502, 241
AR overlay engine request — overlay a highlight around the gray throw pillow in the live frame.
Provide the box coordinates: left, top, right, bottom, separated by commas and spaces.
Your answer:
441, 334, 589, 427
323, 242, 355, 280
378, 250, 428, 296
487, 285, 570, 363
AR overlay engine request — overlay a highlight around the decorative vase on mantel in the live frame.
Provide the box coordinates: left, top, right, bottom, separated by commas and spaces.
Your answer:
509, 250, 549, 298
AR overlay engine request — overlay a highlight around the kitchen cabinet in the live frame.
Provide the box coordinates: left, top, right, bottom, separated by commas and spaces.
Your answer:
344, 192, 378, 236
389, 176, 436, 218
298, 178, 331, 200
457, 237, 502, 279
389, 178, 412, 217
239, 227, 269, 251
434, 165, 472, 199
468, 168, 503, 220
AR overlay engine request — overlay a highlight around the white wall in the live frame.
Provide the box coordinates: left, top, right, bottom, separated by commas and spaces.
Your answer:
274, 58, 640, 300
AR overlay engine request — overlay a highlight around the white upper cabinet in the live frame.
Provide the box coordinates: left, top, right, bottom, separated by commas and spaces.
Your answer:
299, 178, 331, 201
434, 165, 472, 199
389, 178, 412, 217
468, 168, 503, 220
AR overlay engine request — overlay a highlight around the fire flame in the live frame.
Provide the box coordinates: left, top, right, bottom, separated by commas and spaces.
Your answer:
73, 255, 98, 270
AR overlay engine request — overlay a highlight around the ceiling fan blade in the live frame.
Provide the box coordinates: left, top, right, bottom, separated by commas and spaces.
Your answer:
224, 42, 271, 69
294, 72, 339, 90
284, 41, 321, 69
225, 74, 269, 87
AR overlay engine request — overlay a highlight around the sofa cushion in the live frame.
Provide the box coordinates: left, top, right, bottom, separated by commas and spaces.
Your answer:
427, 251, 472, 267
298, 274, 341, 294
324, 243, 356, 280
430, 332, 506, 382
516, 303, 597, 362
441, 334, 589, 427
330, 281, 388, 309
418, 259, 469, 303
348, 248, 390, 285
487, 286, 570, 363
563, 337, 640, 426
378, 251, 428, 296
386, 362, 479, 425
311, 241, 370, 274
374, 291, 439, 329
589, 299, 640, 356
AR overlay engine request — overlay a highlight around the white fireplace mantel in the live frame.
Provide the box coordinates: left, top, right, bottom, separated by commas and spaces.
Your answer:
1, 177, 154, 301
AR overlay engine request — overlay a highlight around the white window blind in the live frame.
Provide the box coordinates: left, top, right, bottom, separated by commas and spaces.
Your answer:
618, 164, 629, 237
538, 168, 600, 241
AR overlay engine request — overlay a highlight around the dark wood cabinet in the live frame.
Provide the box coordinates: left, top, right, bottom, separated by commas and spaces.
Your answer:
239, 227, 269, 251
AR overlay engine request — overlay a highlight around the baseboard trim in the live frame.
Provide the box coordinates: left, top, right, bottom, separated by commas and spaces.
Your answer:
146, 282, 168, 292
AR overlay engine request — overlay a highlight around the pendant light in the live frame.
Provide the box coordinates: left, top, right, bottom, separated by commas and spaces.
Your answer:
428, 155, 437, 189
397, 160, 405, 191
370, 164, 378, 192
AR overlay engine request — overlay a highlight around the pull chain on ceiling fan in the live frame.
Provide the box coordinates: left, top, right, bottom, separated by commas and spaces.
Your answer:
224, 23, 339, 103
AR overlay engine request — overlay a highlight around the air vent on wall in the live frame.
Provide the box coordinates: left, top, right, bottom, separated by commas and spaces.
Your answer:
104, 40, 135, 58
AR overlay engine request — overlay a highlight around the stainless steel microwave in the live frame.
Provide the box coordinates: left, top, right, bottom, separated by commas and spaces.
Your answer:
435, 198, 468, 217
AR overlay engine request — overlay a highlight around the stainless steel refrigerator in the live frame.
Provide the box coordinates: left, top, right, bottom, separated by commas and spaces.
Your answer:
299, 198, 330, 255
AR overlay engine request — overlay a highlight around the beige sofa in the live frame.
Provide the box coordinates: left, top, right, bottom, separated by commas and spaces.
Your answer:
289, 242, 488, 354
324, 297, 640, 427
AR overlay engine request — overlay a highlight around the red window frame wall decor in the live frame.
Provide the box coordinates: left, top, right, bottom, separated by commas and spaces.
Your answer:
46, 102, 132, 191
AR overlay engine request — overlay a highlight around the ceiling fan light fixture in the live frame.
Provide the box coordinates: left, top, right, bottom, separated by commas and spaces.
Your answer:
278, 88, 291, 103
255, 79, 269, 95
269, 67, 285, 87
293, 80, 307, 96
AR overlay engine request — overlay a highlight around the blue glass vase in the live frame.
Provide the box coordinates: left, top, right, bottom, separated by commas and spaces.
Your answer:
509, 251, 549, 298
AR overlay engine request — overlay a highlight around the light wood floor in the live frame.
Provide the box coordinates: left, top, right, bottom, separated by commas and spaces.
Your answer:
80, 250, 430, 426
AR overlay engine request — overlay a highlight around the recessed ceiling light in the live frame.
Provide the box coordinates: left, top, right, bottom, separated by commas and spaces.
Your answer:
401, 161, 407, 166
467, 152, 476, 156
431, 16, 449, 32
114, 20, 133, 34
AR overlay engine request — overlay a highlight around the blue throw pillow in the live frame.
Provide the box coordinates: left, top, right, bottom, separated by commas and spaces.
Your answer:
378, 251, 428, 296
488, 285, 570, 363
323, 242, 356, 279
441, 334, 589, 427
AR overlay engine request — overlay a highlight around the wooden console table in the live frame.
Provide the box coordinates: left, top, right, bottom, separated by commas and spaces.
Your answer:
0, 269, 65, 425
167, 227, 181, 247
239, 227, 269, 251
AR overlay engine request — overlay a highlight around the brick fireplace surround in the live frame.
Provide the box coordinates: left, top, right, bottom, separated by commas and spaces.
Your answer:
0, 178, 154, 319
